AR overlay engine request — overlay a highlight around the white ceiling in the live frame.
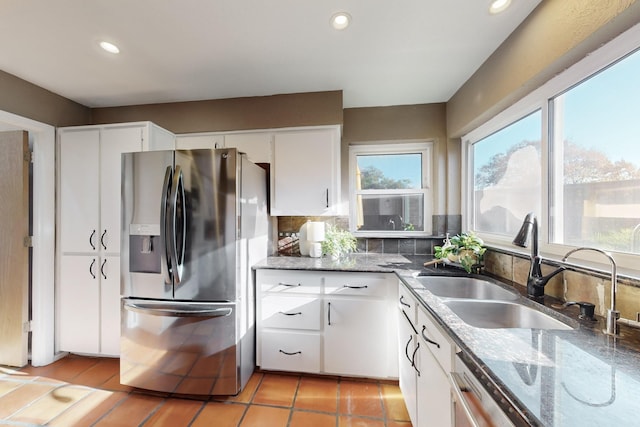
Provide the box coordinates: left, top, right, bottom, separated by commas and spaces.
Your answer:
0, 0, 540, 109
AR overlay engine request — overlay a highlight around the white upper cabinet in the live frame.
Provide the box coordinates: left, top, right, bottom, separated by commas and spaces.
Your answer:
271, 127, 341, 216
224, 132, 272, 164
59, 129, 101, 253
176, 125, 342, 216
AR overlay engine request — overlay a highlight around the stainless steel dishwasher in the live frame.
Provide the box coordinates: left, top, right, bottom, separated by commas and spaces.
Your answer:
450, 353, 516, 427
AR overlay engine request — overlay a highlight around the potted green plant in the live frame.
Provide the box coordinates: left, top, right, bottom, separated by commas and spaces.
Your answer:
434, 231, 486, 273
321, 225, 358, 260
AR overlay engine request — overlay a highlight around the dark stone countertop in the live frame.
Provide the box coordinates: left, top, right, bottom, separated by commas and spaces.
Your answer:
254, 254, 640, 427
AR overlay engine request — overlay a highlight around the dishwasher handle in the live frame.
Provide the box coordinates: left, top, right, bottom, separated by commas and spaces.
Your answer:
449, 371, 495, 427
123, 301, 233, 318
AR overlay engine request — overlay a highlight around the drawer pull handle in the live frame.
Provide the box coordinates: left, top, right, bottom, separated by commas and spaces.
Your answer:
279, 282, 301, 287
279, 350, 302, 356
344, 285, 368, 289
421, 325, 441, 349
279, 311, 302, 316
399, 295, 411, 308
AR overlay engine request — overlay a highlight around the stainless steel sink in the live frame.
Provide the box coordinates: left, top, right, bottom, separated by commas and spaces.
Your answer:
443, 300, 574, 330
416, 276, 519, 301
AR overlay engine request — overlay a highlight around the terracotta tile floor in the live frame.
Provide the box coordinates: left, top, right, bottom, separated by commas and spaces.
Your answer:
1, 355, 412, 427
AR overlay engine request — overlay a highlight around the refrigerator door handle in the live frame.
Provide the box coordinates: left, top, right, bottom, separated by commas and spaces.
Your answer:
159, 166, 173, 285
169, 165, 186, 284
123, 300, 233, 318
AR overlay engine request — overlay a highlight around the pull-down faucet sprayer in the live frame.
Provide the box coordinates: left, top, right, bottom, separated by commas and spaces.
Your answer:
512, 213, 565, 299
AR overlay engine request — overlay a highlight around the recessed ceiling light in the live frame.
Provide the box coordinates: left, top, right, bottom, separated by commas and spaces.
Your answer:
99, 41, 120, 54
331, 12, 351, 30
489, 0, 511, 14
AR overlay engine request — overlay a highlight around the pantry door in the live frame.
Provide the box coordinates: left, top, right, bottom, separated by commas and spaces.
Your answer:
0, 130, 30, 367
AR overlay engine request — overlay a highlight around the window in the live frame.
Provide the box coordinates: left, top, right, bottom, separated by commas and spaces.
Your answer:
464, 24, 640, 269
550, 48, 640, 254
472, 111, 542, 237
349, 143, 432, 236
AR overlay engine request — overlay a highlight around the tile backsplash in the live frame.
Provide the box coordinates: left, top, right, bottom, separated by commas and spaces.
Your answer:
484, 248, 640, 322
275, 215, 460, 256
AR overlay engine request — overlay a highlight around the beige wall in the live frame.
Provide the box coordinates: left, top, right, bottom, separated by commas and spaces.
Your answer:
447, 0, 640, 138
0, 70, 90, 127
91, 91, 343, 133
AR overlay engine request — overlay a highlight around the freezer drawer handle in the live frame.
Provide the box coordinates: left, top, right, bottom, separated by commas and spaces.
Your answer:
279, 282, 301, 287
421, 325, 441, 349
279, 350, 302, 356
279, 311, 302, 316
124, 302, 233, 318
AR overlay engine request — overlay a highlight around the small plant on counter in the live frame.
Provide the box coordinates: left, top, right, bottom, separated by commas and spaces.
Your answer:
434, 231, 486, 273
321, 225, 358, 260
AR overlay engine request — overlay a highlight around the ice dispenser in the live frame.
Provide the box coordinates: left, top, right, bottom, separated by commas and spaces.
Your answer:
129, 224, 161, 273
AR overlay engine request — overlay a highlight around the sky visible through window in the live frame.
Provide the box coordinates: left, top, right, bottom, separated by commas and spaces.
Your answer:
357, 153, 422, 188
474, 47, 640, 170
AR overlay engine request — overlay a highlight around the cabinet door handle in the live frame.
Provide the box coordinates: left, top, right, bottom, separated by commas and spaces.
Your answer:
89, 230, 96, 250
279, 311, 302, 316
404, 335, 413, 363
89, 258, 96, 279
100, 259, 107, 280
100, 230, 107, 250
328, 302, 332, 326
421, 325, 441, 348
279, 349, 302, 356
343, 284, 368, 289
411, 342, 421, 376
326, 188, 329, 208
400, 295, 411, 308
279, 282, 301, 287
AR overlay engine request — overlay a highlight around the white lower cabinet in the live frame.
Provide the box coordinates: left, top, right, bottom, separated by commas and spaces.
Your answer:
256, 269, 398, 379
58, 255, 120, 356
324, 297, 389, 376
398, 283, 454, 427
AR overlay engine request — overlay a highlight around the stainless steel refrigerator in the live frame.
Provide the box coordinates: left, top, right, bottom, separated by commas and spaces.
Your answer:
119, 148, 268, 395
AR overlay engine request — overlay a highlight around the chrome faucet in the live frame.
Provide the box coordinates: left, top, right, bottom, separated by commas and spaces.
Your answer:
512, 213, 565, 298
562, 247, 619, 336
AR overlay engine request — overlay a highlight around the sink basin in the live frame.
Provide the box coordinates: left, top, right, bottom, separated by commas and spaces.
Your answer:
443, 300, 574, 330
416, 276, 519, 301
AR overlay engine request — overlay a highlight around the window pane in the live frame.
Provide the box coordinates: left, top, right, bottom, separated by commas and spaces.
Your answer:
473, 111, 542, 235
355, 194, 424, 231
551, 49, 640, 254
356, 154, 421, 190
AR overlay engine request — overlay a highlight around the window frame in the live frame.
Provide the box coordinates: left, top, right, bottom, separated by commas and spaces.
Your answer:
349, 141, 433, 238
462, 22, 640, 272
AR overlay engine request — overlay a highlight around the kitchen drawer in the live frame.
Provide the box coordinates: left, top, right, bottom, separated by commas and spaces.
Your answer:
398, 283, 417, 325
258, 270, 322, 294
260, 330, 321, 373
418, 306, 453, 373
324, 272, 392, 298
260, 296, 321, 330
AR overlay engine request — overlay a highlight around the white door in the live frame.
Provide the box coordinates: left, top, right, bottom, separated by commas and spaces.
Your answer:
175, 134, 224, 149
324, 297, 389, 377
100, 255, 121, 356
100, 127, 142, 255
0, 131, 29, 367
58, 255, 100, 354
60, 130, 100, 253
